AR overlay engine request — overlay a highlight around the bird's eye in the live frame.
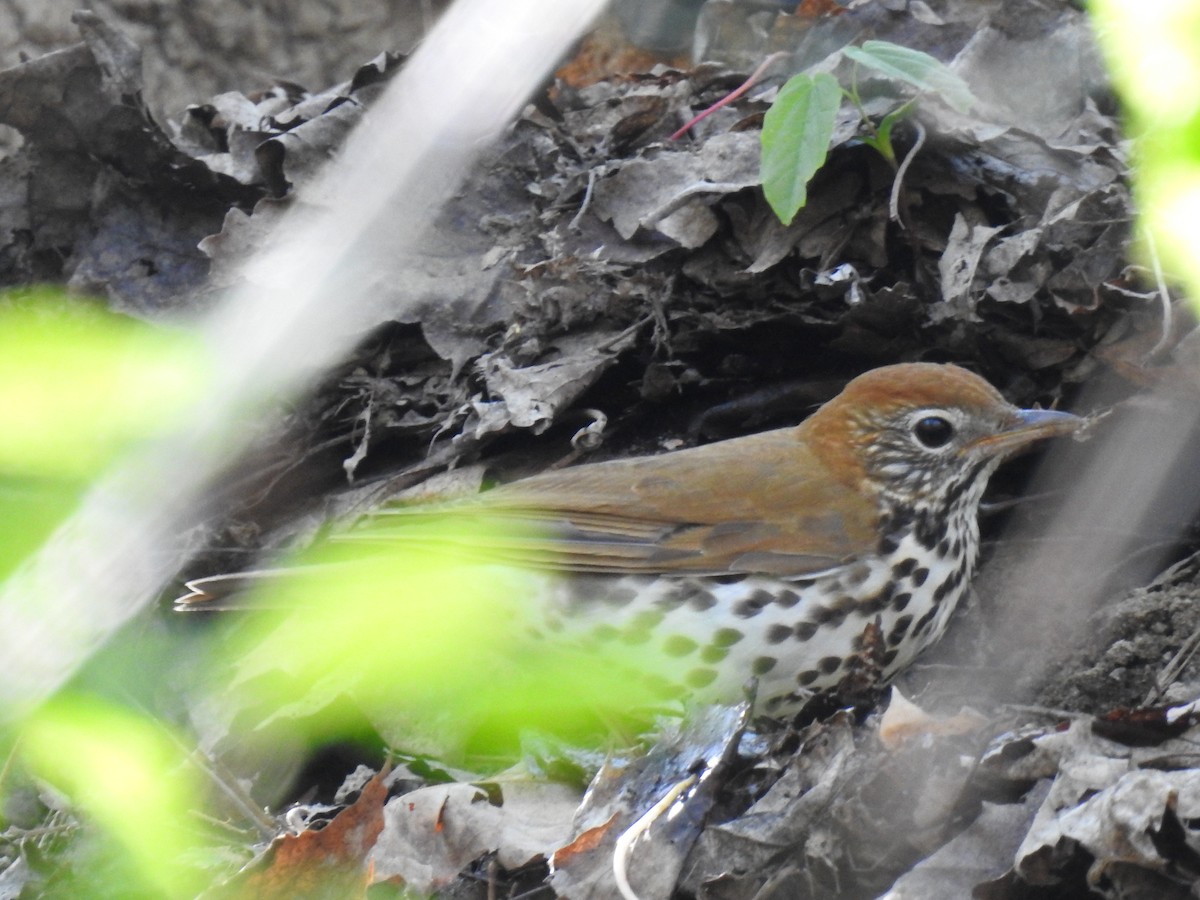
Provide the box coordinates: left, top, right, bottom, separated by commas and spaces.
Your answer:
913, 415, 954, 448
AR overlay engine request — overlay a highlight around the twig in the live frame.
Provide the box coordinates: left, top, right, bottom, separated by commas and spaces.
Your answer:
1147, 623, 1200, 705
125, 692, 279, 839
612, 774, 696, 900
889, 119, 926, 227
569, 168, 597, 230
1143, 229, 1174, 359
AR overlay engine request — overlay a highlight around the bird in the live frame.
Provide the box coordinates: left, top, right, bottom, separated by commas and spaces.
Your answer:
178, 363, 1081, 716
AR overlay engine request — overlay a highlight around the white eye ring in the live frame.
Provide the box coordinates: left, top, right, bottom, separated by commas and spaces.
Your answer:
908, 409, 957, 450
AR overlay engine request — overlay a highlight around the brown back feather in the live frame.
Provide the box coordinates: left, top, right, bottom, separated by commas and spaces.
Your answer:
366, 426, 879, 576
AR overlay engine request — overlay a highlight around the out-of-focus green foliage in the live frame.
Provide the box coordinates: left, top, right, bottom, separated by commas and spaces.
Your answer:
0, 286, 666, 895
1092, 0, 1200, 302
0, 290, 212, 895
219, 516, 676, 756
0, 290, 208, 582
19, 695, 207, 898
0, 290, 207, 478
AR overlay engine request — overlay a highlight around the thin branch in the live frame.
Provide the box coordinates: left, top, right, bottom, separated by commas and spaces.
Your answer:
612, 774, 697, 900
889, 119, 926, 227
569, 168, 597, 230
1144, 228, 1174, 359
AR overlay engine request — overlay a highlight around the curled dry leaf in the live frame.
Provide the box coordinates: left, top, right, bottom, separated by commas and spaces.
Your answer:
878, 687, 989, 749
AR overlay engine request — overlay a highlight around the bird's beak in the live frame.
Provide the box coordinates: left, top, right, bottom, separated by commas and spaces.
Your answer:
971, 408, 1084, 457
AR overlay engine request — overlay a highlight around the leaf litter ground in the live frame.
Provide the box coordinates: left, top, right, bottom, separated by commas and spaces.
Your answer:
3, 1, 1200, 898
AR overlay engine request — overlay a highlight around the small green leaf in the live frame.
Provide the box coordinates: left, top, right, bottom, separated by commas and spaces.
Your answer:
864, 100, 916, 166
761, 72, 842, 226
843, 40, 975, 113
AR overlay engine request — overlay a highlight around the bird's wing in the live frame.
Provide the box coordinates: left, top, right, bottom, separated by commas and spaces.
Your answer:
357, 428, 880, 577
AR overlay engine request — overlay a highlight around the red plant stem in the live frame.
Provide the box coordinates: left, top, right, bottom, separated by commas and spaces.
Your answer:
670, 51, 790, 141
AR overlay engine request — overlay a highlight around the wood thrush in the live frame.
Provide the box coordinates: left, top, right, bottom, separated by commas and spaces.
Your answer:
180, 363, 1081, 714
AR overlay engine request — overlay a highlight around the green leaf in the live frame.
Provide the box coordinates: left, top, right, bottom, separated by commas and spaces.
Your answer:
760, 72, 842, 226
0, 290, 209, 479
21, 696, 207, 898
862, 99, 915, 166
843, 40, 975, 113
223, 515, 677, 753
0, 289, 210, 580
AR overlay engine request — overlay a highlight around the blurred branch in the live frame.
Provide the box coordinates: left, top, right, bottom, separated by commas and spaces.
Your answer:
0, 0, 607, 721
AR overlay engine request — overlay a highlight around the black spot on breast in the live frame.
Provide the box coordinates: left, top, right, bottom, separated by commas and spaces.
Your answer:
845, 565, 871, 588
913, 607, 937, 635
859, 582, 894, 616
878, 508, 915, 555
891, 558, 917, 579
657, 581, 702, 609
943, 476, 969, 507
931, 580, 950, 604
734, 589, 774, 619
914, 511, 940, 551
832, 595, 860, 612
775, 589, 800, 608
794, 621, 818, 641
643, 674, 685, 699
621, 609, 663, 644
712, 627, 744, 647
881, 648, 899, 667
574, 577, 631, 604
934, 569, 965, 604
631, 609, 664, 629
813, 601, 851, 629
686, 668, 718, 688
932, 575, 957, 604
663, 635, 698, 657
819, 578, 842, 596
911, 567, 929, 587
887, 614, 913, 646
752, 656, 777, 676
859, 595, 886, 616
942, 461, 987, 511
711, 573, 749, 585
603, 587, 639, 606
797, 670, 819, 686
688, 591, 718, 612
700, 645, 729, 663
818, 655, 842, 675
892, 592, 912, 612
766, 624, 792, 644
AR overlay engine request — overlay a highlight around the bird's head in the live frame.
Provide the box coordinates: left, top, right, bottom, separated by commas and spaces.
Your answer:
806, 363, 1082, 507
